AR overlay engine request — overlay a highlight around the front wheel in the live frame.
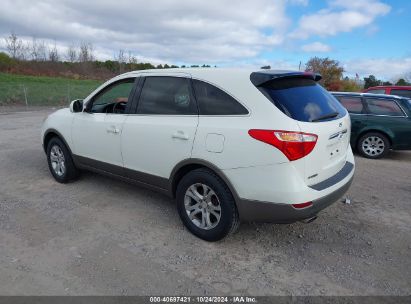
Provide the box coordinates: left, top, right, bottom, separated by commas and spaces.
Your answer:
176, 168, 240, 242
46, 137, 79, 183
357, 132, 390, 159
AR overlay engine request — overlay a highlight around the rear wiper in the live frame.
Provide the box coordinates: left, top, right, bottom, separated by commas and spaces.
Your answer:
311, 112, 339, 122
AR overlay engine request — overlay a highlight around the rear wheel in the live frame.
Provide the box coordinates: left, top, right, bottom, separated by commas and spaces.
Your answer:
46, 137, 79, 183
357, 132, 390, 159
176, 168, 240, 242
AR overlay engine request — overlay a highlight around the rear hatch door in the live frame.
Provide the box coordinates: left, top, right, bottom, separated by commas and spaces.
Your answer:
254, 73, 350, 186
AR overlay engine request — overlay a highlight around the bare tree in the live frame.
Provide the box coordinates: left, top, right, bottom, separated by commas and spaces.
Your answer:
128, 51, 138, 64
48, 41, 59, 62
66, 43, 77, 62
5, 32, 24, 59
78, 42, 94, 62
29, 37, 39, 60
116, 49, 126, 73
29, 37, 47, 61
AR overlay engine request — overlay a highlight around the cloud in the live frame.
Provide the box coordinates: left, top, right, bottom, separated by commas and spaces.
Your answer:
301, 42, 331, 52
0, 0, 291, 64
289, 0, 309, 6
345, 57, 411, 80
291, 0, 390, 39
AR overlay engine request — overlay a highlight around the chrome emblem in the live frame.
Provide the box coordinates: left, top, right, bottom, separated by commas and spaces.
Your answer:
339, 123, 343, 127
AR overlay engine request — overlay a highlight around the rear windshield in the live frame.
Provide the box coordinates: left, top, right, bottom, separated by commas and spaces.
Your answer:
258, 78, 347, 122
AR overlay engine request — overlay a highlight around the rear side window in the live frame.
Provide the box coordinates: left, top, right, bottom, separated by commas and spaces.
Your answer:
391, 89, 411, 98
366, 89, 386, 94
335, 96, 364, 114
193, 80, 248, 115
137, 77, 197, 115
258, 78, 346, 122
365, 98, 405, 116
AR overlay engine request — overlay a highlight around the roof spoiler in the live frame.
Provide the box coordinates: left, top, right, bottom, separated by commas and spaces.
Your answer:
250, 71, 322, 87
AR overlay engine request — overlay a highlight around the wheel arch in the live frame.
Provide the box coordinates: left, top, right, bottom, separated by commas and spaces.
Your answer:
169, 159, 241, 205
43, 129, 73, 155
356, 128, 393, 148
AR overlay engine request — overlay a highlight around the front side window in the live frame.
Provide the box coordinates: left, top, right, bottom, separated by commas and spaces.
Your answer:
365, 98, 404, 116
258, 78, 346, 122
391, 89, 411, 98
193, 80, 248, 115
90, 79, 135, 114
137, 77, 197, 115
335, 96, 364, 114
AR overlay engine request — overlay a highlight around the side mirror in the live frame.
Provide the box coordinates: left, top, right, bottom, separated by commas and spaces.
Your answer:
70, 99, 83, 113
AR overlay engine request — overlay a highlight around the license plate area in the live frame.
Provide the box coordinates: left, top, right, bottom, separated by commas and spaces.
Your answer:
327, 130, 347, 160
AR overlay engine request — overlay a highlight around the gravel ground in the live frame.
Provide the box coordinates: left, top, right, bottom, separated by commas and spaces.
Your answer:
0, 109, 410, 296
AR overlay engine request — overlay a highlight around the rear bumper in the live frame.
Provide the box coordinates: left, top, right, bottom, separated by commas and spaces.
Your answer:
237, 175, 353, 223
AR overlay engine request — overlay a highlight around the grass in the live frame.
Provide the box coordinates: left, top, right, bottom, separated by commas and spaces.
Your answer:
0, 73, 102, 106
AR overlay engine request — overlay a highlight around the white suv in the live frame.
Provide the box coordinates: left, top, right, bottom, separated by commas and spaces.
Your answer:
41, 69, 355, 241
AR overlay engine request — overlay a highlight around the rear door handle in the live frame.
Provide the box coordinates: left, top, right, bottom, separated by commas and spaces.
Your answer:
107, 125, 120, 134
172, 131, 189, 140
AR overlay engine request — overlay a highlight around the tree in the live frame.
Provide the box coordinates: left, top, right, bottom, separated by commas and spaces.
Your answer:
48, 42, 59, 62
0, 52, 16, 70
363, 75, 382, 89
305, 57, 344, 90
340, 78, 362, 92
78, 42, 94, 62
5, 32, 24, 59
66, 44, 77, 62
116, 49, 126, 73
395, 78, 410, 86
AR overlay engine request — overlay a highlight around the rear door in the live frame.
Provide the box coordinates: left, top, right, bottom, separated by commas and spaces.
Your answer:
257, 77, 350, 186
363, 97, 409, 148
121, 75, 198, 183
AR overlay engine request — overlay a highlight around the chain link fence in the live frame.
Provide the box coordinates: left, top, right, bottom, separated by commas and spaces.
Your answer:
0, 82, 101, 107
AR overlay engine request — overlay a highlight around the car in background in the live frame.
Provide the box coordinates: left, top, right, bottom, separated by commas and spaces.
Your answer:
363, 86, 411, 98
332, 92, 411, 159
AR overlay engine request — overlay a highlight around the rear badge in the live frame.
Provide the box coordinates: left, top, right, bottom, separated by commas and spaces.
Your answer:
339, 122, 343, 127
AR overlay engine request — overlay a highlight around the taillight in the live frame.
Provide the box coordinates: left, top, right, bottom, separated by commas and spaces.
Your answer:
248, 129, 318, 161
292, 201, 313, 209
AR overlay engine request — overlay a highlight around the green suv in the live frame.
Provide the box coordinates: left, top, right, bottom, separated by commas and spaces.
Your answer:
332, 93, 411, 159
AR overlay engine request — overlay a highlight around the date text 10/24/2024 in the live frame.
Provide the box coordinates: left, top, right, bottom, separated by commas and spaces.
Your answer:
149, 297, 257, 303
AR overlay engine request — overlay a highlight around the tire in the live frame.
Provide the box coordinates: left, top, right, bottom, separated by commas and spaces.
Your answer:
357, 132, 390, 159
46, 137, 79, 183
176, 168, 240, 242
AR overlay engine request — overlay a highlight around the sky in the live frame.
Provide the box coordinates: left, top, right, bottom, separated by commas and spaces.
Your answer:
0, 0, 410, 80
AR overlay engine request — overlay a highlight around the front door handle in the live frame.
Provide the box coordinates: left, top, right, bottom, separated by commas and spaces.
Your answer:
172, 131, 189, 140
107, 126, 120, 134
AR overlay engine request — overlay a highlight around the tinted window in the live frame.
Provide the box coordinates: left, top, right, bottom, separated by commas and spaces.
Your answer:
391, 89, 411, 98
90, 79, 134, 114
366, 89, 386, 94
335, 96, 364, 114
137, 77, 197, 115
365, 98, 404, 116
258, 78, 346, 122
193, 80, 248, 115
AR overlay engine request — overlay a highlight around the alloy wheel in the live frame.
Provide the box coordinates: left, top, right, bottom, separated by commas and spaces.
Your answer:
362, 136, 385, 157
50, 145, 66, 176
184, 183, 222, 230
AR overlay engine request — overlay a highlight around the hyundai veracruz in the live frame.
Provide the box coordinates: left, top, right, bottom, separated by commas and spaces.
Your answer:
41, 69, 355, 241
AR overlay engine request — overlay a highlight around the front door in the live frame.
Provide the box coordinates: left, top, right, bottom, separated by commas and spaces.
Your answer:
71, 78, 136, 169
